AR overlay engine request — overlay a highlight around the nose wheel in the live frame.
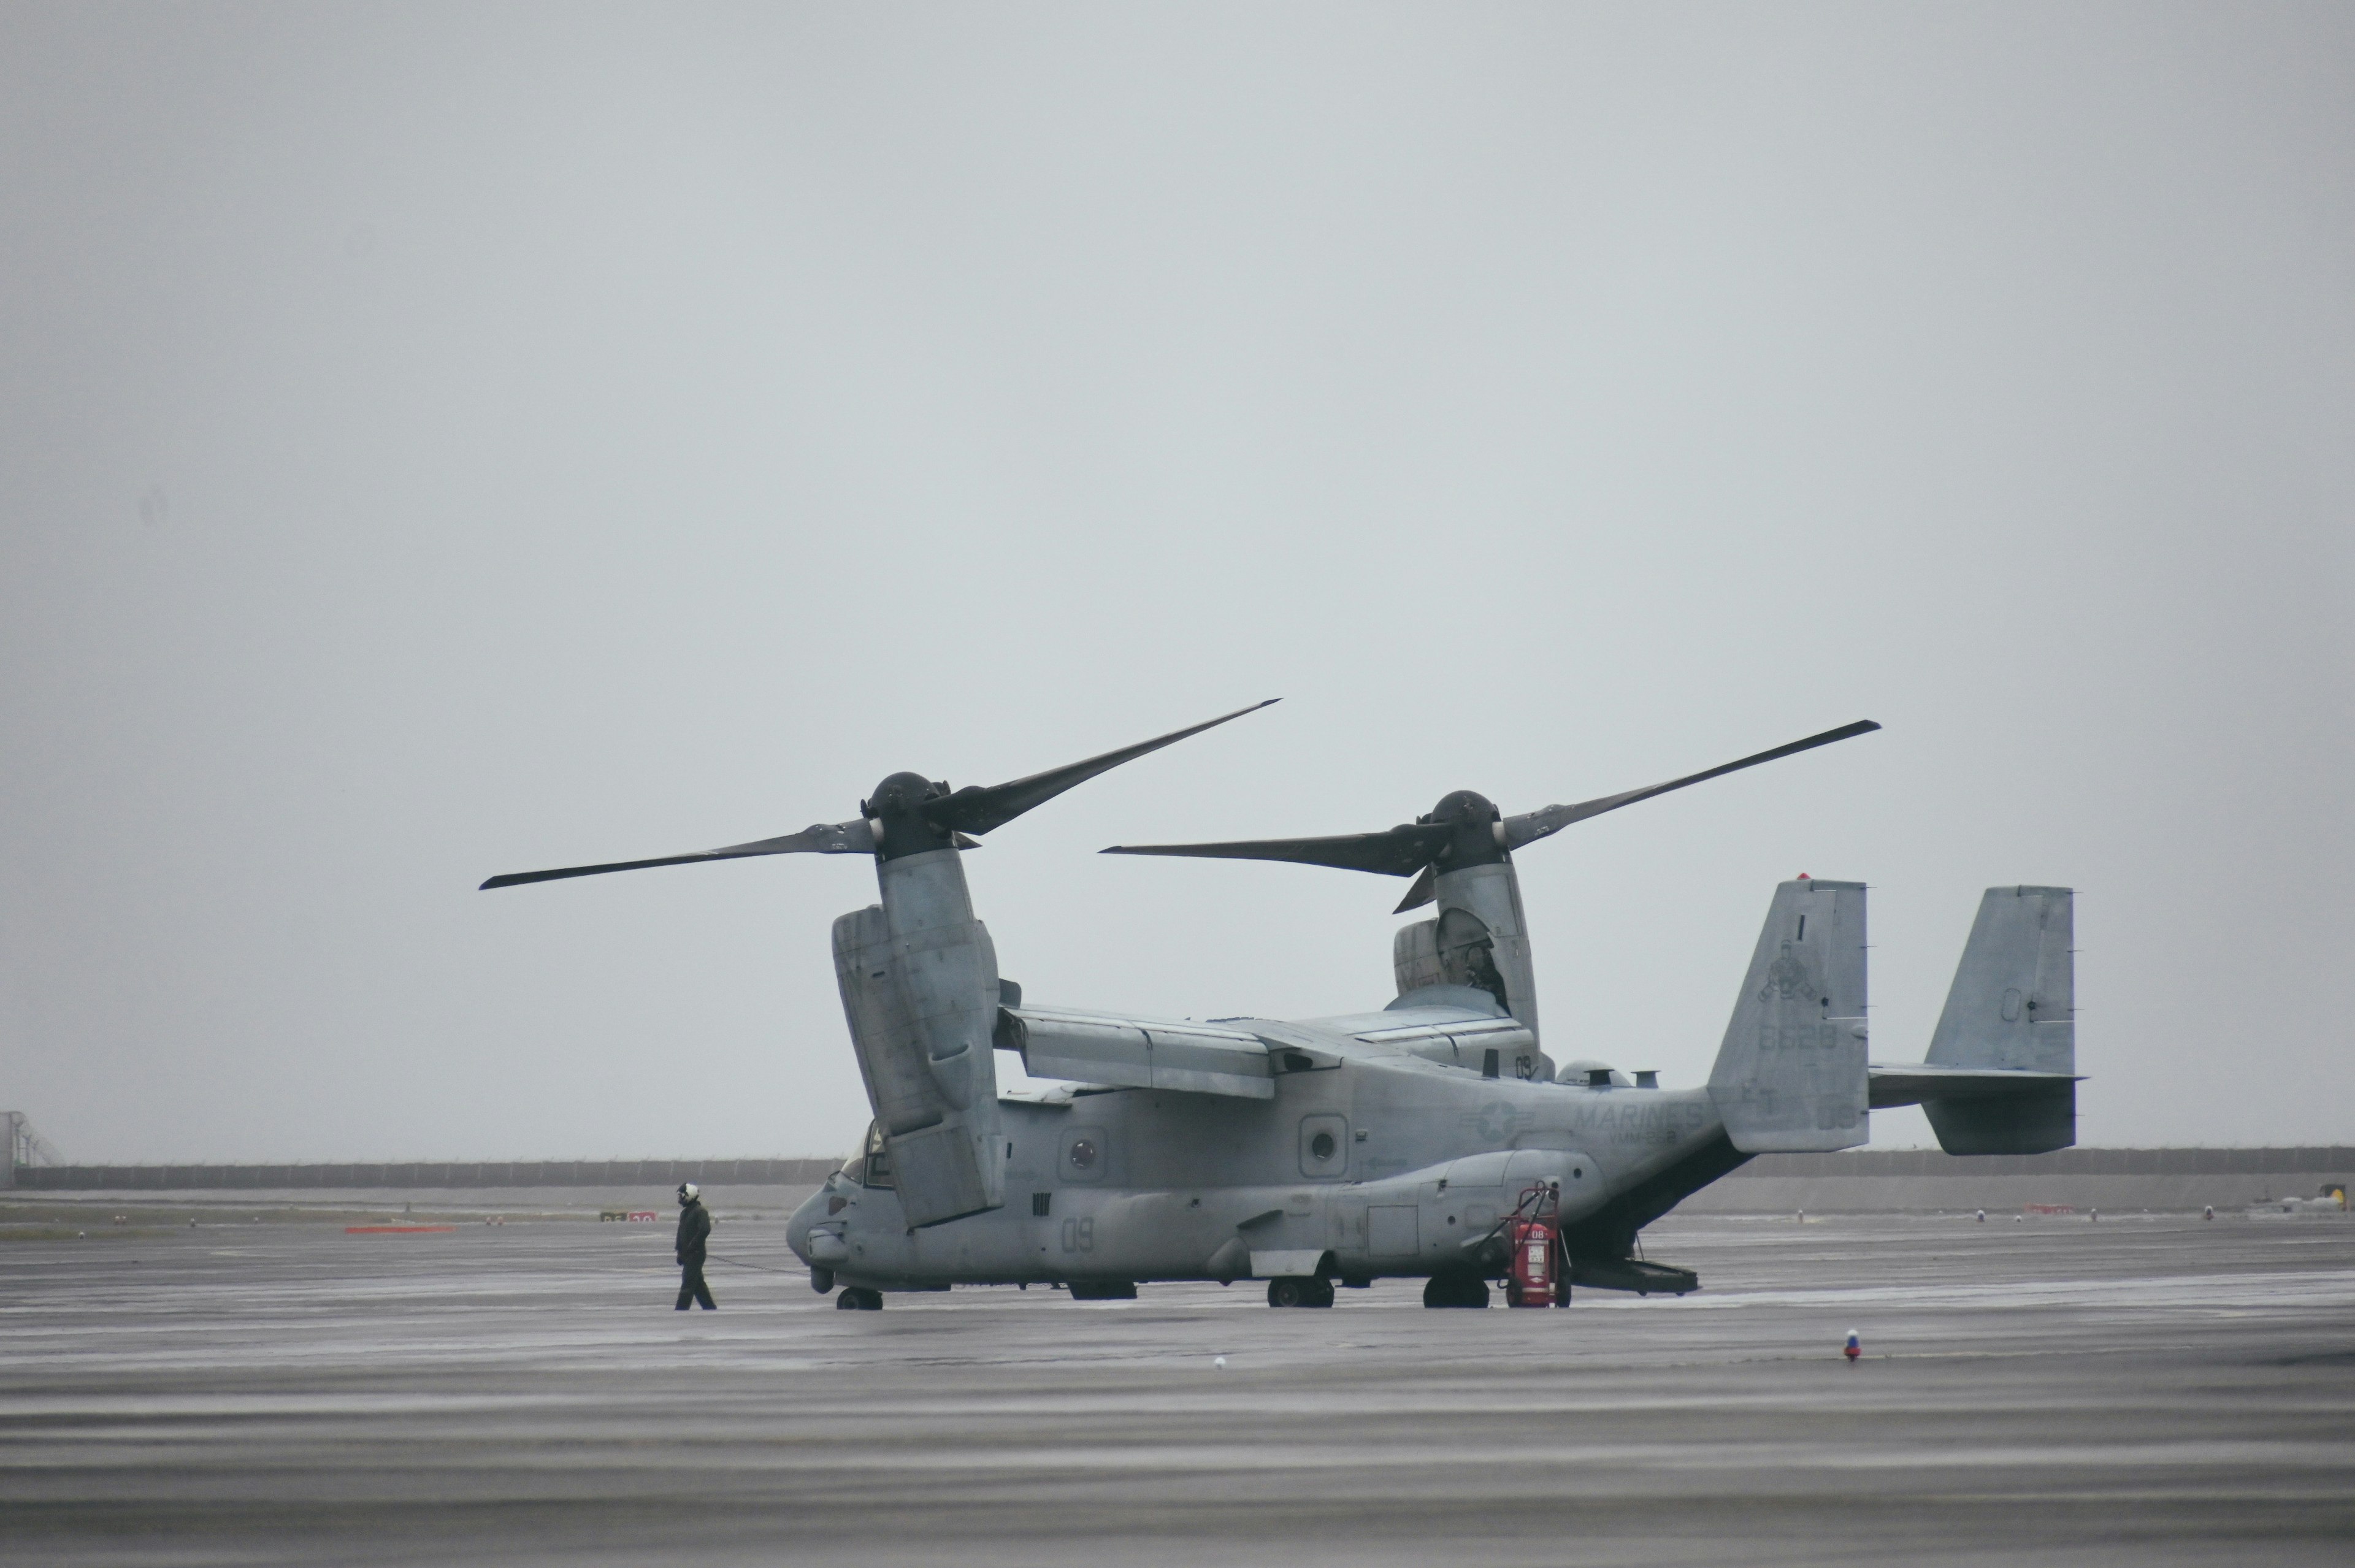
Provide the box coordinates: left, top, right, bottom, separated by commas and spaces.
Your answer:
835, 1287, 884, 1310
1266, 1277, 1334, 1308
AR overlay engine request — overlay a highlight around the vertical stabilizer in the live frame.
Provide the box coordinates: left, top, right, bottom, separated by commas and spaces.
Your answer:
1923, 886, 2075, 1153
1708, 879, 1869, 1153
1928, 887, 2074, 1073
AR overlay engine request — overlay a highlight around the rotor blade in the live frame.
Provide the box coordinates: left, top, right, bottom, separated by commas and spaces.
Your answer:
1393, 863, 1440, 914
929, 699, 1279, 836
1103, 823, 1447, 878
480, 819, 872, 890
1502, 720, 1881, 852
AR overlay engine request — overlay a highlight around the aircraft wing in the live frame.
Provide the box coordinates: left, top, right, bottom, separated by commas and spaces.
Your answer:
1867, 1064, 2082, 1110
995, 1006, 1276, 1100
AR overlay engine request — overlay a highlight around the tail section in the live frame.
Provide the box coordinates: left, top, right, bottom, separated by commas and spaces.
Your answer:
1920, 886, 2075, 1153
1928, 885, 2074, 1073
1707, 879, 1870, 1153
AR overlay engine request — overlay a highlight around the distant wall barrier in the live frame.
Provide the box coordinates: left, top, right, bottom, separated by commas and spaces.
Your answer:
6, 1149, 2345, 1191
8, 1158, 842, 1191
1731, 1147, 2353, 1179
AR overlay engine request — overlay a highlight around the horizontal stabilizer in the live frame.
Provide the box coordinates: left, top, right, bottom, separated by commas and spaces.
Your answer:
1869, 1065, 2080, 1108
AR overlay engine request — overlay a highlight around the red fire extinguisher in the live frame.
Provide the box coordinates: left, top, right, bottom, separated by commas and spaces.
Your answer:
1506, 1182, 1567, 1307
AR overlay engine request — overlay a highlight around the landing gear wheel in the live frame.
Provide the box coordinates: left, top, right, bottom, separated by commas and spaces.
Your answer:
1266, 1277, 1333, 1308
1422, 1274, 1491, 1309
835, 1287, 883, 1310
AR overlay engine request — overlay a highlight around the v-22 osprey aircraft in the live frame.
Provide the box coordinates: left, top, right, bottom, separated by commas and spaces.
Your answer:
483, 703, 2078, 1309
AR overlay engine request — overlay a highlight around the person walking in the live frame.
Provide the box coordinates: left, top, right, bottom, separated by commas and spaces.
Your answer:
674, 1182, 716, 1310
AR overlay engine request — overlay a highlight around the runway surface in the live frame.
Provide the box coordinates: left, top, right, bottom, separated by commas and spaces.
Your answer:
2, 1210, 2350, 1566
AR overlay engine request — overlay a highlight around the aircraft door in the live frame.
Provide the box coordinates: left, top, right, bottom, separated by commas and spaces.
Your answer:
1298, 1114, 1349, 1179
1368, 1204, 1419, 1259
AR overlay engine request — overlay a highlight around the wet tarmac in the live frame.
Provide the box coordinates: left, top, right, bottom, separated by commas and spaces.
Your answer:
2, 1210, 2350, 1566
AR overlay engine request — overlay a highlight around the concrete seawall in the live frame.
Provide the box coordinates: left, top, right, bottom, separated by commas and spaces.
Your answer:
1682, 1172, 2349, 1214
9, 1148, 2349, 1214
1687, 1147, 2353, 1214
7, 1158, 840, 1191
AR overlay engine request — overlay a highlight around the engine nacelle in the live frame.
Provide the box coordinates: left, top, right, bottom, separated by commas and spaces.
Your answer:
832, 847, 1005, 1227
1395, 862, 1540, 1040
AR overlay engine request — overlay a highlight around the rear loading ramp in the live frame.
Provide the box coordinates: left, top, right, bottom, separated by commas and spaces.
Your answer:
1569, 1257, 1700, 1296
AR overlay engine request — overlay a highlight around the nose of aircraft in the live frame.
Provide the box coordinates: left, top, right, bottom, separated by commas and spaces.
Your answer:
785, 1185, 832, 1266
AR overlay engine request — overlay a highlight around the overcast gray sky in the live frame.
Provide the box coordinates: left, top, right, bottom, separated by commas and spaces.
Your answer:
3, 4, 2348, 1161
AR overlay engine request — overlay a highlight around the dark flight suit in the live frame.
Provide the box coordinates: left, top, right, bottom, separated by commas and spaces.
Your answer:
675, 1198, 716, 1310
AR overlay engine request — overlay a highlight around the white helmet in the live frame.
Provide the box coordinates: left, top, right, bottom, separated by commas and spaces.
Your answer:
678, 1182, 700, 1203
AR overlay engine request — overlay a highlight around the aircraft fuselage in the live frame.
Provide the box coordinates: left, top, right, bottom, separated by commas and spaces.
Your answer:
788, 1032, 1732, 1291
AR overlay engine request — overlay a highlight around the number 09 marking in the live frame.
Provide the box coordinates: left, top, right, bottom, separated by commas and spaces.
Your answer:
1059, 1216, 1095, 1253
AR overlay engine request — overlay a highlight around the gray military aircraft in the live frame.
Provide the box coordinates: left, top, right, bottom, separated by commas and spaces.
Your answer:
482, 704, 2078, 1309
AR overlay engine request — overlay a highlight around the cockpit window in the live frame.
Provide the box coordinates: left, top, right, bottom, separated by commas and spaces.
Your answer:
860, 1120, 894, 1190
